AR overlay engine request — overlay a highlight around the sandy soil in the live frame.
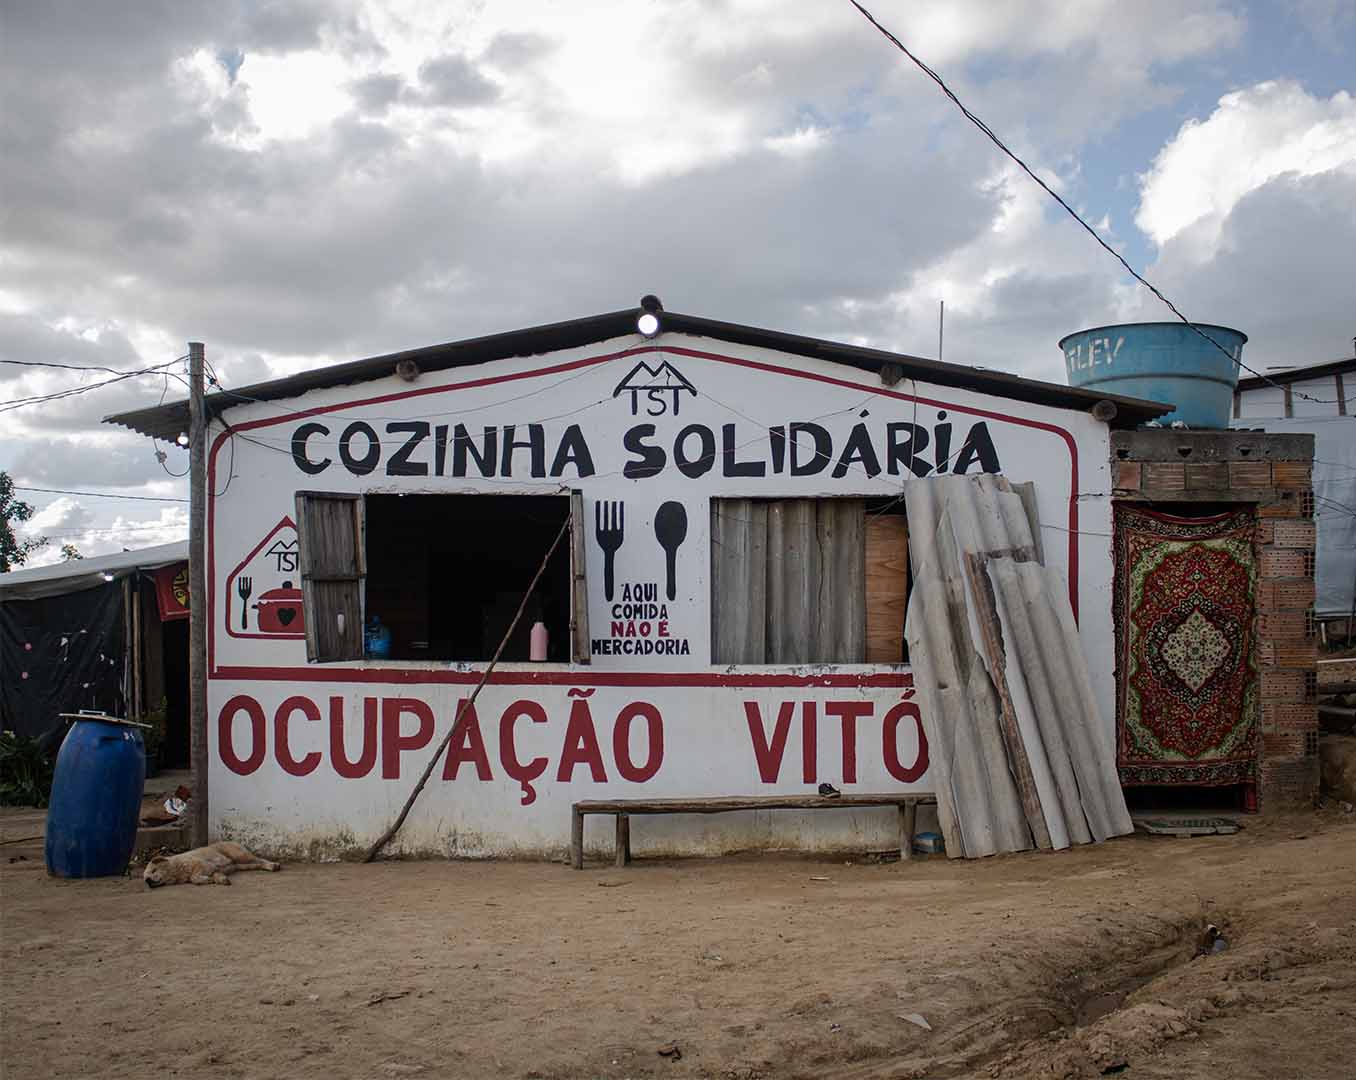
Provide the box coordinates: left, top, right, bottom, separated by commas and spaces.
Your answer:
3, 811, 1354, 1080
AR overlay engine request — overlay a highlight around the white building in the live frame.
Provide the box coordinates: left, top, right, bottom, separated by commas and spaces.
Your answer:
107, 304, 1165, 859
1234, 352, 1356, 619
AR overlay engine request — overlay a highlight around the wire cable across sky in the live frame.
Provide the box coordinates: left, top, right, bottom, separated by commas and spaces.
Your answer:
14, 486, 188, 503
0, 357, 190, 415
846, 0, 1340, 406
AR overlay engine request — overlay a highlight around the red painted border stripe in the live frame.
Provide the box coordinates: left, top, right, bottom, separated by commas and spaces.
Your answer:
207, 343, 1083, 675
209, 665, 916, 688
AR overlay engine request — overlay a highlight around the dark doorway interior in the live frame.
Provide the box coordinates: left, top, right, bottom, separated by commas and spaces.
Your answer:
161, 618, 189, 769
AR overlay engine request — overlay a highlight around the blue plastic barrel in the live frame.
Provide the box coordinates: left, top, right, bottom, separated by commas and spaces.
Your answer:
45, 717, 146, 878
1060, 322, 1247, 429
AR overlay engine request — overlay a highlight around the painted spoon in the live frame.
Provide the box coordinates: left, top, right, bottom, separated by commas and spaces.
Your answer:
654, 501, 688, 602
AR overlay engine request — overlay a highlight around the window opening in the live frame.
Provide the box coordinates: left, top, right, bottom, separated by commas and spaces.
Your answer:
711, 497, 911, 665
363, 493, 572, 662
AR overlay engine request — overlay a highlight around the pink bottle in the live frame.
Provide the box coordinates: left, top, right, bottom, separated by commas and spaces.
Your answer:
530, 621, 549, 662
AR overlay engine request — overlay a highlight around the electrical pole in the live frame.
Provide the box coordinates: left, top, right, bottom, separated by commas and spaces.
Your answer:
188, 342, 209, 847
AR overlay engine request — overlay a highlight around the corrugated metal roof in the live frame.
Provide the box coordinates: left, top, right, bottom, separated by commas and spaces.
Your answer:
104, 305, 1172, 442
1235, 354, 1356, 390
904, 474, 1132, 858
0, 541, 187, 601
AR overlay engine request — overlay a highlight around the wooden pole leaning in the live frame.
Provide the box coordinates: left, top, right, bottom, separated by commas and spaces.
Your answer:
188, 341, 210, 847
362, 514, 573, 863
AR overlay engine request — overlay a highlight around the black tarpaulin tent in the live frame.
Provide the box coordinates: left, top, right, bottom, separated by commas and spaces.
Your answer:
0, 542, 189, 762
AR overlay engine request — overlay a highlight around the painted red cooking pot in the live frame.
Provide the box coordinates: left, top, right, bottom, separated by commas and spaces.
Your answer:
253, 580, 305, 633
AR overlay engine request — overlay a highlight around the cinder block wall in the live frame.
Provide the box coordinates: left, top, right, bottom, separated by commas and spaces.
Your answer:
1110, 430, 1318, 807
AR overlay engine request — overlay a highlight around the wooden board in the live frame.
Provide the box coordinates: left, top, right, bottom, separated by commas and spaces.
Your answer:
295, 491, 365, 662
570, 490, 590, 663
766, 499, 820, 664
575, 793, 935, 814
710, 498, 768, 664
816, 499, 866, 662
572, 792, 938, 869
865, 515, 909, 663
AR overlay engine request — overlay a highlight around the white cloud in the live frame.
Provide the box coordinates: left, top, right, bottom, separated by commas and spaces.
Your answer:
18, 504, 188, 568
1136, 81, 1356, 251
1123, 164, 1356, 371
1118, 80, 1356, 371
764, 125, 830, 159
28, 497, 94, 534
855, 162, 1136, 376
0, 0, 1326, 514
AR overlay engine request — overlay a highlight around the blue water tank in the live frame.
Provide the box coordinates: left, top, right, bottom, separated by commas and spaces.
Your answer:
45, 717, 146, 878
1060, 322, 1247, 429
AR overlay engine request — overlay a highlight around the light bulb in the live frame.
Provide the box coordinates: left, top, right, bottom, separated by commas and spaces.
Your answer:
637, 312, 660, 337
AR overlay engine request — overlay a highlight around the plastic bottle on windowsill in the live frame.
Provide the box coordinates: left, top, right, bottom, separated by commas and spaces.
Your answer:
530, 621, 548, 662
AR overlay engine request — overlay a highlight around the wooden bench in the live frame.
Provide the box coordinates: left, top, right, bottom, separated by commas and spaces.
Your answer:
570, 794, 937, 869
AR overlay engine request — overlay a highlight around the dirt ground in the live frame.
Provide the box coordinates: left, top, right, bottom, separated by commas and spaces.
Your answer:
3, 811, 1355, 1080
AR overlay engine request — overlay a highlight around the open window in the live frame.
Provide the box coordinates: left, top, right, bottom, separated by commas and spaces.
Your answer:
710, 497, 909, 665
294, 491, 588, 664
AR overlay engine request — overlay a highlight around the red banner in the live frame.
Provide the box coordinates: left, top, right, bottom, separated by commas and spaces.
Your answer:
151, 562, 191, 621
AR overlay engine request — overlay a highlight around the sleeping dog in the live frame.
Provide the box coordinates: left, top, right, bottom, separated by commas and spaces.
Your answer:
143, 841, 281, 887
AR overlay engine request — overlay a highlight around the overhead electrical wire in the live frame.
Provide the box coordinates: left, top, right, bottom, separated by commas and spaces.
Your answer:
1, 358, 180, 376
14, 486, 188, 503
0, 356, 190, 414
0, 353, 193, 551
203, 359, 609, 428
845, 0, 1341, 407
153, 366, 191, 478
211, 420, 236, 498
205, 355, 1121, 546
24, 523, 187, 538
220, 366, 1096, 530
1312, 493, 1356, 518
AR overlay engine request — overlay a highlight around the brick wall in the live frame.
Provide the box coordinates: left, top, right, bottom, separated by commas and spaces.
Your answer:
1110, 429, 1318, 807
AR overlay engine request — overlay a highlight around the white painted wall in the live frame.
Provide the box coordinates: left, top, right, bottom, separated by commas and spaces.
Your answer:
1235, 384, 1289, 419
204, 331, 1116, 857
1236, 376, 1344, 420
1234, 370, 1355, 615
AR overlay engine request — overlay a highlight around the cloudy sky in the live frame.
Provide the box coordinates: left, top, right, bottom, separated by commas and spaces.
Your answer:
2, 0, 1354, 564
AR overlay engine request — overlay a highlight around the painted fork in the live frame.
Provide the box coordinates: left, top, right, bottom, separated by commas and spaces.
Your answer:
237, 576, 252, 630
595, 501, 624, 602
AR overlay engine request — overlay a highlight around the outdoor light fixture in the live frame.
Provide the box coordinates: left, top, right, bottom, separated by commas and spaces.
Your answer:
101, 572, 115, 582
176, 432, 189, 447
637, 294, 663, 338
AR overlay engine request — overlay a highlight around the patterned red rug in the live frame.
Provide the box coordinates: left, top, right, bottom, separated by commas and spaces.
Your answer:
1113, 506, 1258, 799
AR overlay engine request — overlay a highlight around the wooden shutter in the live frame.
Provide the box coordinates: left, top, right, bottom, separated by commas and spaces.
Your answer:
813, 499, 865, 662
865, 515, 909, 663
570, 490, 590, 664
765, 499, 820, 664
711, 498, 768, 663
712, 498, 865, 664
295, 491, 365, 662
